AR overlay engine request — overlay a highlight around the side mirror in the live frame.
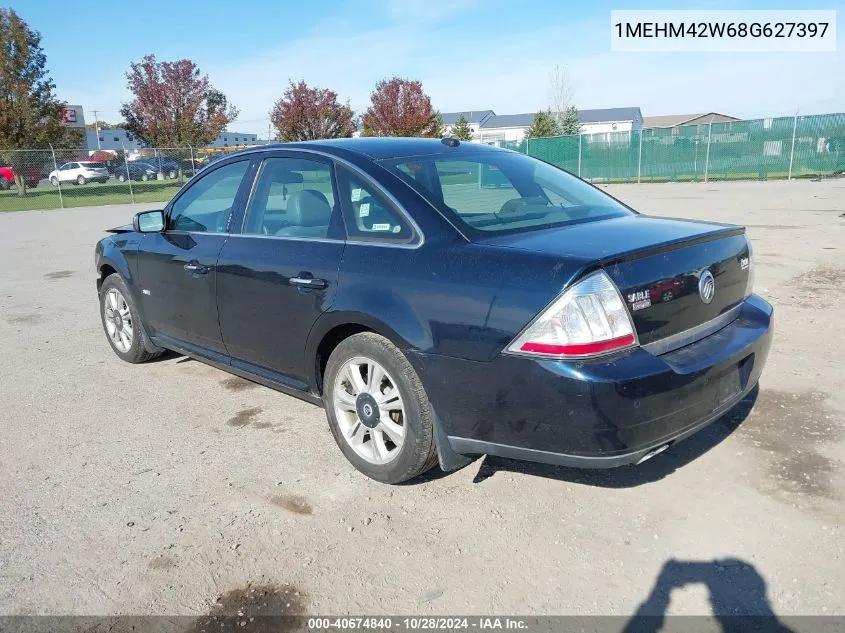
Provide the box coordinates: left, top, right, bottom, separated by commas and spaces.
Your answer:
133, 210, 165, 233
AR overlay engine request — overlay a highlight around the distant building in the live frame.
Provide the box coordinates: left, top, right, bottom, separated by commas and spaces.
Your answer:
476, 113, 534, 143
642, 113, 740, 130
577, 107, 643, 139
206, 131, 260, 148
86, 128, 144, 152
474, 107, 644, 143
85, 128, 259, 151
441, 110, 495, 136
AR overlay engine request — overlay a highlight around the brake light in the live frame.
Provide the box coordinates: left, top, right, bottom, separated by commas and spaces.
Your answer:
507, 270, 638, 359
744, 241, 755, 298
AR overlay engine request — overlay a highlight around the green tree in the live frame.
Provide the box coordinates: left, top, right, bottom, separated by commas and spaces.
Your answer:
450, 113, 473, 140
559, 106, 581, 135
526, 110, 559, 138
0, 8, 81, 196
426, 110, 444, 138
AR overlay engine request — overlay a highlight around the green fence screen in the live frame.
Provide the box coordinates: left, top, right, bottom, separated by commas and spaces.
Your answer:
515, 112, 845, 183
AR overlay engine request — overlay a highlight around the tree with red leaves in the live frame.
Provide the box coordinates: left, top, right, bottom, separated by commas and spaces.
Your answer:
270, 81, 355, 141
361, 77, 440, 137
0, 8, 81, 196
120, 54, 238, 147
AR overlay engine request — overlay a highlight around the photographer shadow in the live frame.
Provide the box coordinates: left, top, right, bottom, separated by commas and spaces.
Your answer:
623, 558, 794, 633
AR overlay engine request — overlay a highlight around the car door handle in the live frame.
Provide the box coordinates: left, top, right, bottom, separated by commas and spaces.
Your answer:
290, 276, 327, 289
184, 263, 209, 275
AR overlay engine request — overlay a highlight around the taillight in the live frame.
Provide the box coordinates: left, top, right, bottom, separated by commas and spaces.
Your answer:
745, 242, 755, 298
506, 270, 638, 359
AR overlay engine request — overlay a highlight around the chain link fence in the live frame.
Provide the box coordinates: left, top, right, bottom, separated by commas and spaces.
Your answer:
3, 113, 845, 212
513, 112, 845, 184
0, 144, 256, 212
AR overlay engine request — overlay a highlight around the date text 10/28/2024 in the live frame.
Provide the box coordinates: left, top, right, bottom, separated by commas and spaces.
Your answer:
307, 617, 528, 630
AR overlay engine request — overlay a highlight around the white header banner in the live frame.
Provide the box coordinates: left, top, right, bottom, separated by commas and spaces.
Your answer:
611, 10, 837, 52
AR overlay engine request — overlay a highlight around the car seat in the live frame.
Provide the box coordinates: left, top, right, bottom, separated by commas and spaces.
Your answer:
275, 190, 332, 238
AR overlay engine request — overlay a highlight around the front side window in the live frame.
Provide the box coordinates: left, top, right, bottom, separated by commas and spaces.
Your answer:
169, 160, 249, 233
243, 157, 336, 238
383, 152, 633, 236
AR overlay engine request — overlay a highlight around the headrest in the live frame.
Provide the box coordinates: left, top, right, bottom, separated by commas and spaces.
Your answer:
286, 190, 332, 227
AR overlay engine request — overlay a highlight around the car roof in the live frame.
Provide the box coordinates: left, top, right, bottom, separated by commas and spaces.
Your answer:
239, 137, 506, 161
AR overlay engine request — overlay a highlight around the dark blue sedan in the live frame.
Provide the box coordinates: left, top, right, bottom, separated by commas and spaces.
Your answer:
94, 138, 773, 483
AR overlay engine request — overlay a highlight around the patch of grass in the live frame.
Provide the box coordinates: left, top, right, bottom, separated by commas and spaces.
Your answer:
0, 179, 183, 212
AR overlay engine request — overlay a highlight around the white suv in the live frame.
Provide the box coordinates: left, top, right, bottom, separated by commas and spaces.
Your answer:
49, 161, 110, 185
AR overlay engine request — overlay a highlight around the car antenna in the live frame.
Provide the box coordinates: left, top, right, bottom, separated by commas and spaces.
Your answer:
441, 137, 460, 148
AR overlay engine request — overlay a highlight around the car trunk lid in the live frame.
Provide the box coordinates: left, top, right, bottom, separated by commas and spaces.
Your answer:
480, 215, 751, 347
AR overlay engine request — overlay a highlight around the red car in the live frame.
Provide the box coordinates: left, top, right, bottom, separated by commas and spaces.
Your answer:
649, 277, 687, 303
0, 165, 41, 190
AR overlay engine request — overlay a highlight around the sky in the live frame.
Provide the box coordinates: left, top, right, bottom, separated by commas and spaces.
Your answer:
18, 0, 845, 135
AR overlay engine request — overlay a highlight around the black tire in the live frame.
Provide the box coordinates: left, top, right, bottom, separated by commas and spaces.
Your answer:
118, 174, 126, 182
0, 179, 9, 191
141, 173, 149, 182
323, 332, 438, 484
98, 273, 161, 364
50, 176, 59, 186
77, 175, 86, 185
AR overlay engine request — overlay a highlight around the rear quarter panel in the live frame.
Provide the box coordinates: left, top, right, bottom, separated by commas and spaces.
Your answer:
319, 240, 590, 363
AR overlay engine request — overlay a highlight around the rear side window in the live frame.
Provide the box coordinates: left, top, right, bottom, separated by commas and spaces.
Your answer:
383, 152, 632, 236
242, 157, 337, 238
336, 167, 414, 242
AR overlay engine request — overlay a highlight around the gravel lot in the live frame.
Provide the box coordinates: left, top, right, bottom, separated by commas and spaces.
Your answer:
0, 179, 843, 620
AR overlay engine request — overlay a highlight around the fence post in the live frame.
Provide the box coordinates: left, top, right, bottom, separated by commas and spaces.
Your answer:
189, 145, 196, 176
704, 120, 713, 183
577, 133, 582, 178
788, 110, 799, 180
48, 144, 64, 209
637, 129, 643, 184
123, 145, 135, 204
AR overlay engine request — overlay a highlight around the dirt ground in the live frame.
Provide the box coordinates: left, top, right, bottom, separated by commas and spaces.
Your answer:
0, 179, 843, 620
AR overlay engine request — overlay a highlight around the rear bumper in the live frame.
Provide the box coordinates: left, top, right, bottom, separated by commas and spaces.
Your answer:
410, 294, 773, 469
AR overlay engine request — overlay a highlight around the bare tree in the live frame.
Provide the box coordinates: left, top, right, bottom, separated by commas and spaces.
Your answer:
548, 64, 575, 130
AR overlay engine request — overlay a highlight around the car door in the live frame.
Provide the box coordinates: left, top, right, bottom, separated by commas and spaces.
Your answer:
60, 163, 77, 182
136, 158, 254, 359
215, 152, 345, 389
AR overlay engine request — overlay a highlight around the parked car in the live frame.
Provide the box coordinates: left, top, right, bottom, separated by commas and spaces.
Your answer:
139, 156, 180, 179
48, 161, 109, 185
0, 164, 41, 189
94, 138, 773, 484
112, 161, 159, 182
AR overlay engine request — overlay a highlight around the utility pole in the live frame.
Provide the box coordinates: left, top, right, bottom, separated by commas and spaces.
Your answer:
92, 110, 101, 150
788, 108, 799, 180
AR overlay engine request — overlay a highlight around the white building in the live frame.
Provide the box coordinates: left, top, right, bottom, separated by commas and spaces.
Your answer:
470, 107, 644, 144
440, 110, 495, 137
85, 128, 259, 151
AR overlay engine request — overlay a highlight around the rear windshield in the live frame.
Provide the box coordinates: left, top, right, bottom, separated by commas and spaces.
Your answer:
80, 162, 106, 169
382, 151, 633, 236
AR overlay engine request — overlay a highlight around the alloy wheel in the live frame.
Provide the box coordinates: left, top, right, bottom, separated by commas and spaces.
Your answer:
103, 288, 134, 353
332, 356, 406, 465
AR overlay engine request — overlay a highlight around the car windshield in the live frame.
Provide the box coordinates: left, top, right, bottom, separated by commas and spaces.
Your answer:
382, 151, 633, 236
